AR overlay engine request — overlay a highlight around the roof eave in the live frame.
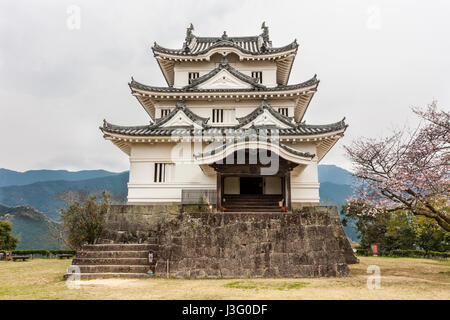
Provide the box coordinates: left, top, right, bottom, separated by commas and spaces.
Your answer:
152, 45, 298, 61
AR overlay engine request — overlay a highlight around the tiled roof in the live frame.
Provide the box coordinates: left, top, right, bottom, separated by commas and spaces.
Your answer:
152, 23, 298, 56
152, 24, 297, 57
153, 39, 298, 56
154, 99, 209, 126
184, 57, 266, 89
195, 141, 315, 159
236, 99, 297, 128
129, 75, 318, 93
101, 99, 346, 137
101, 118, 347, 137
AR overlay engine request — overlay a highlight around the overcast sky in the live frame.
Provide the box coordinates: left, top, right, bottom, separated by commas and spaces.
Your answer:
1, 0, 449, 173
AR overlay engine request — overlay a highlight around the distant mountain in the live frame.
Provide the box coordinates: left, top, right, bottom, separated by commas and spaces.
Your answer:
0, 168, 123, 187
319, 181, 359, 242
0, 165, 360, 245
0, 172, 129, 220
319, 181, 353, 205
318, 164, 354, 185
0, 204, 64, 250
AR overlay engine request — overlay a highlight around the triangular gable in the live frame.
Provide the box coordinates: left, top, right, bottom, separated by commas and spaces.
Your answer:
159, 109, 203, 129
236, 100, 296, 129
184, 57, 266, 91
154, 100, 208, 129
197, 68, 253, 90
241, 108, 294, 129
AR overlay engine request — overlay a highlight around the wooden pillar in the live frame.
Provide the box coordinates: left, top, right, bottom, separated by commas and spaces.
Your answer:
285, 171, 292, 211
216, 172, 222, 211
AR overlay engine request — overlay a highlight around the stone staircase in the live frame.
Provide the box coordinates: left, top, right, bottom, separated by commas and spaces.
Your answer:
65, 243, 157, 279
223, 194, 284, 212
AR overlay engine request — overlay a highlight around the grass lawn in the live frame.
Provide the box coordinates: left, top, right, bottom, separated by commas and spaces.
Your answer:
0, 256, 448, 299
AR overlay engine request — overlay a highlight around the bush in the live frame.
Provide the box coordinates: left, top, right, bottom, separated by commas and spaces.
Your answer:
49, 250, 76, 255
0, 249, 76, 257
352, 247, 449, 259
60, 190, 110, 249
428, 251, 450, 259
0, 220, 19, 250
0, 249, 49, 256
388, 249, 426, 258
356, 248, 370, 256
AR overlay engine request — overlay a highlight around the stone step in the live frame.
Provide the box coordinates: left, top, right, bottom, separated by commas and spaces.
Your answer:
225, 194, 282, 197
225, 204, 281, 208
224, 199, 282, 202
224, 199, 282, 201
223, 201, 281, 205
76, 250, 151, 258
74, 265, 150, 273
64, 272, 152, 279
224, 211, 286, 214
72, 258, 149, 265
82, 243, 156, 251
225, 206, 281, 210
226, 208, 283, 212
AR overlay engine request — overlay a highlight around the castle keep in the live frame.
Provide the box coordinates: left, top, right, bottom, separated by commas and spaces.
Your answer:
100, 23, 347, 211
67, 24, 356, 279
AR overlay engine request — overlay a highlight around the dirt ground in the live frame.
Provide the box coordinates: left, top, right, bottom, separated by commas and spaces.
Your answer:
0, 256, 448, 299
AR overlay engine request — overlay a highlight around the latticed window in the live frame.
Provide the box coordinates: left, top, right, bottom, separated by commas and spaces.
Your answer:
188, 72, 200, 84
251, 71, 263, 84
212, 109, 224, 123
154, 163, 170, 183
160, 108, 171, 117
278, 108, 289, 116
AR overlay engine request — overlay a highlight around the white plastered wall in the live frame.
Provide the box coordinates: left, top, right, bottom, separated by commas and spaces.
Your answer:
127, 142, 216, 204
154, 99, 296, 125
285, 141, 320, 204
173, 55, 278, 88
127, 140, 320, 205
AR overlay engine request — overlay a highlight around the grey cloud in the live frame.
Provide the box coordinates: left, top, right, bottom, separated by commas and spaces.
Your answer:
0, 0, 449, 172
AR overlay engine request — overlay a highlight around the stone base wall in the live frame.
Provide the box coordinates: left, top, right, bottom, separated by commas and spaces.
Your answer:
99, 205, 358, 278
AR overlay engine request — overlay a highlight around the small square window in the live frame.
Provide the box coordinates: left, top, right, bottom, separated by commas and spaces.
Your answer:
154, 163, 170, 183
188, 72, 200, 84
278, 108, 289, 117
160, 109, 171, 118
251, 71, 263, 84
212, 109, 224, 123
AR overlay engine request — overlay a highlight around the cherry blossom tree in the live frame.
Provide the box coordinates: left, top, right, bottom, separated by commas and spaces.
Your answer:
344, 101, 449, 231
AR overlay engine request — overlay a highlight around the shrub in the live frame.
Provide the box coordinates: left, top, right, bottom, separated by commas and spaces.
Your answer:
49, 250, 76, 255
427, 251, 450, 259
60, 190, 110, 249
0, 249, 49, 256
0, 220, 19, 250
388, 249, 426, 258
356, 248, 370, 256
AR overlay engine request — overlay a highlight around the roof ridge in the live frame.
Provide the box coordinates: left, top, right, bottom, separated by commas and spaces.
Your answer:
101, 119, 347, 137
300, 118, 347, 129
130, 74, 318, 93
154, 99, 210, 128
183, 58, 266, 90
234, 99, 297, 129
101, 120, 151, 131
153, 40, 297, 55
193, 139, 315, 160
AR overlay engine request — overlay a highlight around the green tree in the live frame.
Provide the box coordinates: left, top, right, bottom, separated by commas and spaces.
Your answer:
343, 199, 450, 253
384, 211, 416, 250
342, 200, 388, 250
60, 190, 110, 249
413, 216, 450, 254
0, 220, 19, 250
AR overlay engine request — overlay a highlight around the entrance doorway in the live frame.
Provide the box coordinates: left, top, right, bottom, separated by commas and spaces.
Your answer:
240, 177, 263, 194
